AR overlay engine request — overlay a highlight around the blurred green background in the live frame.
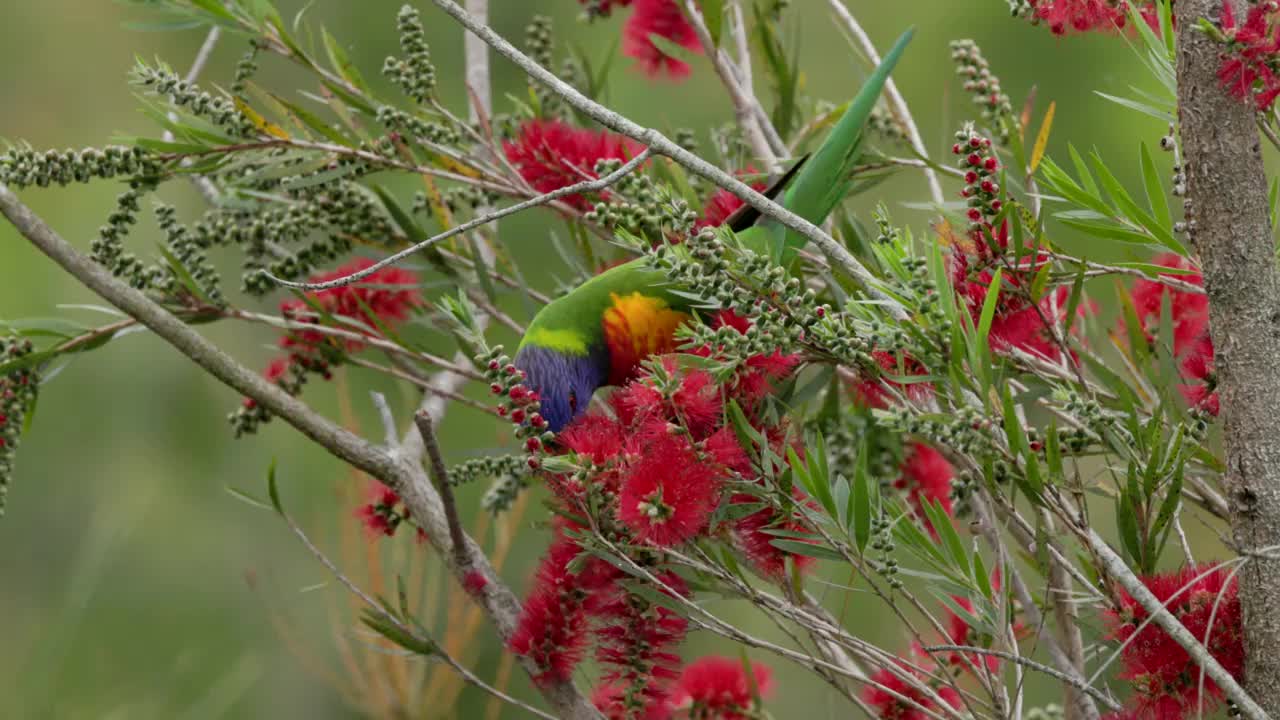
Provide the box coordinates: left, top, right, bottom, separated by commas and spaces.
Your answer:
0, 2, 1173, 718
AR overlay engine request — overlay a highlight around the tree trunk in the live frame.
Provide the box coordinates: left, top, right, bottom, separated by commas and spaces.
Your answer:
1177, 0, 1280, 709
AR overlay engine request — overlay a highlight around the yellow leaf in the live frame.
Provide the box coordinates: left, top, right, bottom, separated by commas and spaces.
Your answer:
428, 151, 483, 180
1029, 101, 1056, 174
234, 97, 290, 140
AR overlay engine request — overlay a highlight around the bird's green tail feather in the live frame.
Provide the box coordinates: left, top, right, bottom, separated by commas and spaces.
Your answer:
746, 28, 915, 267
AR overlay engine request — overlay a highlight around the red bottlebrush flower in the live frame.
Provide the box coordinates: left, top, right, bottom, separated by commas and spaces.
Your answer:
243, 356, 293, 409
1103, 564, 1243, 718
504, 119, 645, 210
355, 481, 403, 538
509, 529, 619, 684
951, 254, 1076, 361
280, 258, 422, 355
612, 358, 724, 440
623, 0, 701, 79
703, 425, 753, 476
895, 443, 956, 527
863, 658, 963, 720
263, 356, 291, 383
355, 503, 396, 537
1127, 253, 1218, 414
696, 310, 802, 409
670, 655, 774, 719
696, 170, 767, 229
559, 413, 627, 464
309, 258, 421, 326
595, 571, 689, 714
591, 682, 672, 720
729, 489, 817, 579
618, 435, 722, 547
852, 350, 934, 410
1217, 1, 1280, 110
1026, 0, 1145, 35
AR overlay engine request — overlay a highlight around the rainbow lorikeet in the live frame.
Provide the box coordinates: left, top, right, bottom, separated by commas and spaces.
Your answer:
516, 30, 914, 432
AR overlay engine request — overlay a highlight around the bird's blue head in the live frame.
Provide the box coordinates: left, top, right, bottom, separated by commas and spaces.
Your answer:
514, 343, 610, 433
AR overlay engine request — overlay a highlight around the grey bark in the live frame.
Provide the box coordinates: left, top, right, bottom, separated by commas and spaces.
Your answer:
1177, 0, 1280, 712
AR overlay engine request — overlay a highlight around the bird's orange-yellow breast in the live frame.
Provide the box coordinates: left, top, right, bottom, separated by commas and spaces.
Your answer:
601, 292, 690, 386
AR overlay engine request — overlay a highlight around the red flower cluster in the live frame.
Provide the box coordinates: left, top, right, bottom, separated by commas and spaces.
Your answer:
554, 345, 798, 557
896, 443, 956, 523
669, 655, 774, 719
509, 521, 689, 708
511, 313, 809, 704
279, 258, 421, 353
509, 526, 616, 684
950, 130, 1078, 362
1217, 1, 1280, 110
593, 654, 773, 720
246, 258, 421, 410
863, 657, 962, 720
503, 119, 645, 211
581, 0, 701, 79
1127, 253, 1217, 415
622, 0, 701, 79
1103, 564, 1244, 719
1025, 0, 1162, 36
595, 570, 690, 710
354, 480, 427, 543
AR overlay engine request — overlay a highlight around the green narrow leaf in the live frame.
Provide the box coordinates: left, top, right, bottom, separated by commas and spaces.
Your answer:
1116, 479, 1144, 570
1068, 144, 1100, 197
1139, 142, 1172, 225
925, 499, 970, 575
1062, 263, 1087, 338
977, 268, 1004, 352
852, 452, 873, 554
768, 538, 845, 562
1089, 150, 1185, 253
225, 485, 274, 511
972, 548, 994, 600
322, 26, 370, 93
266, 458, 284, 515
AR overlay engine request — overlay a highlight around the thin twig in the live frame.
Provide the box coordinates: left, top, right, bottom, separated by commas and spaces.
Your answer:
728, 1, 787, 157
427, 0, 907, 319
414, 411, 469, 571
827, 0, 943, 206
683, 0, 778, 167
370, 392, 399, 449
163, 24, 223, 204
268, 149, 653, 291
923, 646, 1121, 712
